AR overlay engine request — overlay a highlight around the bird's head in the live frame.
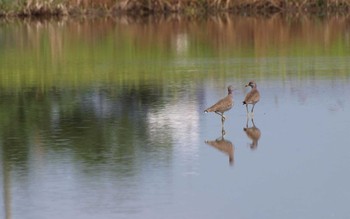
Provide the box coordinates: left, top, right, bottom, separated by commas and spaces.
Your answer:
227, 85, 234, 94
245, 81, 256, 88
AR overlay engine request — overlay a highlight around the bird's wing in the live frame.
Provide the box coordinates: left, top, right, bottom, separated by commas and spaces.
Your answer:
205, 95, 233, 112
244, 89, 260, 104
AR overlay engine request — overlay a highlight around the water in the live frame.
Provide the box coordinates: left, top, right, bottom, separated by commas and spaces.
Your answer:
1, 15, 350, 219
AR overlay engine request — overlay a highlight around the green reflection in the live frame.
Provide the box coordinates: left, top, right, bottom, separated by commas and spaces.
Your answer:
0, 15, 350, 91
0, 85, 174, 166
0, 85, 175, 217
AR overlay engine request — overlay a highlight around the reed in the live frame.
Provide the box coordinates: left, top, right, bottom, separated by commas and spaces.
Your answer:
0, 0, 350, 16
0, 0, 68, 16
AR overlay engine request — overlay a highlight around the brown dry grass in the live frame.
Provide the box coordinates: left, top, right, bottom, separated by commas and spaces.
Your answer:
1, 0, 350, 16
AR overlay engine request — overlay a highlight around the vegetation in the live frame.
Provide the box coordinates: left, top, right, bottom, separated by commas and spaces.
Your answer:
1, 0, 350, 17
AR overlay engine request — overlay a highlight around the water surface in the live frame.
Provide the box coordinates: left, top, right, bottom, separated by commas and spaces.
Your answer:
1, 15, 350, 219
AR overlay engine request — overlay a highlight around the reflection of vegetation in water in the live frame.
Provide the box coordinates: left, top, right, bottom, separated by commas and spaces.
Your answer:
0, 15, 349, 91
0, 85, 174, 176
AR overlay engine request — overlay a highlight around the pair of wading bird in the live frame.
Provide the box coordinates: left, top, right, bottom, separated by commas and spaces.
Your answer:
204, 81, 260, 165
204, 81, 260, 121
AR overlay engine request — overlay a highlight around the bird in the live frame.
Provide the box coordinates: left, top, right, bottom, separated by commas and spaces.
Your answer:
243, 118, 261, 150
204, 85, 234, 123
243, 81, 260, 114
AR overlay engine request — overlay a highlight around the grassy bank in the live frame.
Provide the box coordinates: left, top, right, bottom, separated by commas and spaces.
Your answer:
1, 0, 350, 17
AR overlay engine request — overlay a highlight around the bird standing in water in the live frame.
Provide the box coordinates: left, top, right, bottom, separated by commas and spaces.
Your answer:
243, 81, 260, 114
204, 85, 234, 123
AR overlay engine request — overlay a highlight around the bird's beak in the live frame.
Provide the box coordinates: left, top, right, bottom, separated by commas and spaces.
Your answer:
245, 84, 249, 87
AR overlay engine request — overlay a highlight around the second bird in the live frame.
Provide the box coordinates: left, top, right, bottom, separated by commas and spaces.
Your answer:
204, 85, 234, 122
243, 81, 260, 114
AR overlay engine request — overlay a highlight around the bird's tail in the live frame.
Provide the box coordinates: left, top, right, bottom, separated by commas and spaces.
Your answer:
204, 107, 214, 113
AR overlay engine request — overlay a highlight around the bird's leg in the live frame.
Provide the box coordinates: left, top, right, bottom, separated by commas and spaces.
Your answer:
221, 115, 225, 129
215, 111, 225, 122
220, 113, 226, 138
251, 103, 255, 113
221, 114, 226, 122
221, 127, 226, 136
246, 105, 252, 118
251, 118, 256, 127
245, 104, 249, 114
215, 111, 223, 117
250, 104, 255, 117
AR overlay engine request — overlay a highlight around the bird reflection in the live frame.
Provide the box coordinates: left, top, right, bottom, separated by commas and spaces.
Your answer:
243, 118, 261, 150
205, 128, 234, 165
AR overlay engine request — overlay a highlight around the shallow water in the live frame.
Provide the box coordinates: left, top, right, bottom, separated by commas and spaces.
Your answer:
1, 15, 350, 219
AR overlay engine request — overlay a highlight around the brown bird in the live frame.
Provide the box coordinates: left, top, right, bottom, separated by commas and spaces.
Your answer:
204, 85, 234, 122
243, 118, 261, 150
243, 81, 260, 114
